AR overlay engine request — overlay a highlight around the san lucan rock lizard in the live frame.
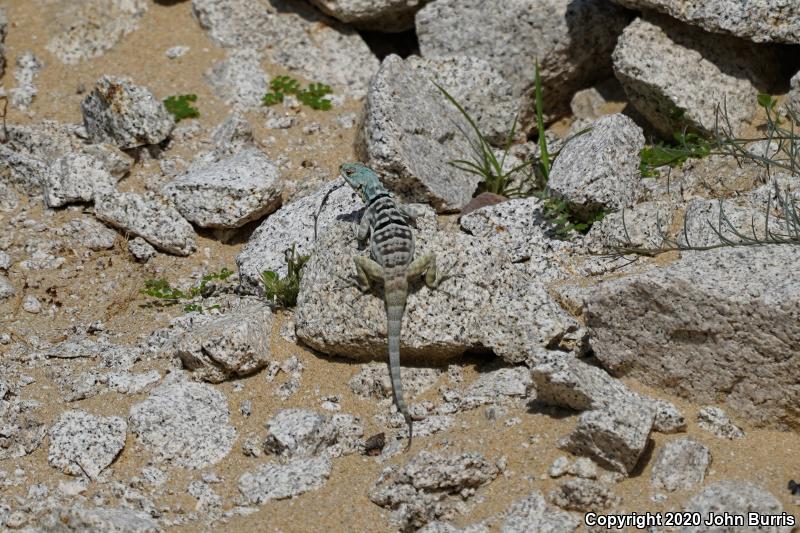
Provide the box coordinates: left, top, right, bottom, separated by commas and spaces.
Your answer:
339, 162, 453, 450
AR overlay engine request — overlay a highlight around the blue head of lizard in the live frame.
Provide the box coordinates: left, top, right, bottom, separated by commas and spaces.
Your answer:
340, 162, 388, 203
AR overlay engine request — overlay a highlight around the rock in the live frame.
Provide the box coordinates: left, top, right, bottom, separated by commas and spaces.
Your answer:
22, 295, 41, 314
0, 251, 10, 270
295, 214, 584, 365
416, 0, 630, 120
369, 451, 502, 531
697, 406, 745, 439
165, 45, 189, 59
93, 192, 196, 256
238, 456, 332, 504
43, 154, 119, 208
0, 398, 46, 460
44, 0, 148, 64
205, 49, 268, 108
0, 275, 14, 299
357, 54, 480, 212
308, 0, 430, 32
548, 478, 620, 512
572, 245, 800, 430
0, 8, 7, 77
500, 490, 580, 533
47, 410, 127, 480
788, 72, 800, 112
128, 377, 236, 468
81, 75, 175, 149
56, 217, 117, 251
548, 456, 570, 478
569, 457, 599, 479
650, 437, 710, 492
171, 301, 273, 382
459, 197, 570, 281
558, 401, 655, 474
348, 363, 442, 400
163, 148, 281, 229
37, 505, 159, 532
106, 371, 160, 395
676, 199, 770, 248
460, 367, 532, 409
127, 237, 156, 262
192, 0, 378, 98
263, 409, 346, 458
610, 0, 800, 45
682, 481, 791, 533
420, 523, 489, 533
583, 200, 675, 252
547, 114, 644, 217
209, 112, 255, 159
236, 178, 362, 293
612, 15, 780, 137
9, 52, 42, 110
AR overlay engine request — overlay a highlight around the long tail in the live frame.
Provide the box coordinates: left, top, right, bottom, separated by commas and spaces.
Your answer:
385, 281, 412, 450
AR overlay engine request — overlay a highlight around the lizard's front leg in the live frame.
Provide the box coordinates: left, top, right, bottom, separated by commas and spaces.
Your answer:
406, 252, 456, 289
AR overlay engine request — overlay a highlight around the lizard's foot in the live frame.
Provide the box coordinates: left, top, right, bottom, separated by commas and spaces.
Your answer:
335, 273, 371, 294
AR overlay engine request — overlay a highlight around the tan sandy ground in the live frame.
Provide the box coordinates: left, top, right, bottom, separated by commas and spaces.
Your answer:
0, 2, 797, 532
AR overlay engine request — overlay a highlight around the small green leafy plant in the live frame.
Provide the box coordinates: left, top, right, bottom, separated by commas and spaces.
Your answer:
640, 131, 711, 177
163, 94, 200, 122
262, 76, 333, 111
140, 267, 234, 313
260, 245, 310, 308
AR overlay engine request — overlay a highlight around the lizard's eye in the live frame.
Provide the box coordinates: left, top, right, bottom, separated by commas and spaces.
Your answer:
345, 169, 354, 176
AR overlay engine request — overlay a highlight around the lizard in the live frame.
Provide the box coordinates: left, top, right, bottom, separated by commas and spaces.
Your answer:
339, 162, 453, 450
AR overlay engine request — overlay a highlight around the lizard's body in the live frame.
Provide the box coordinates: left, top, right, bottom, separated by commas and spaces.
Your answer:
340, 162, 450, 450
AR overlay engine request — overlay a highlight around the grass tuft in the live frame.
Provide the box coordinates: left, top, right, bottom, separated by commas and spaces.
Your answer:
260, 245, 309, 308
163, 94, 200, 122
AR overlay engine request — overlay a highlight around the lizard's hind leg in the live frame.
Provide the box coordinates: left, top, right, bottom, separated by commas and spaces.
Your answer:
347, 255, 384, 293
406, 252, 457, 289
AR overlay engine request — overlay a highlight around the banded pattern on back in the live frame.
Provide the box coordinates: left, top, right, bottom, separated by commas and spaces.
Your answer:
364, 194, 414, 268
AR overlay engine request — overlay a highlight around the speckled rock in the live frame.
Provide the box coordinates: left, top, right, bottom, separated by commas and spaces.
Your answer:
356, 54, 481, 212
128, 377, 236, 469
501, 490, 581, 533
48, 410, 127, 480
681, 481, 791, 533
697, 406, 745, 439
93, 192, 196, 256
416, 0, 630, 120
163, 148, 282, 229
610, 0, 800, 44
204, 48, 268, 108
127, 237, 156, 262
55, 217, 117, 251
43, 147, 130, 208
547, 114, 645, 217
238, 456, 332, 504
37, 505, 159, 532
612, 15, 780, 137
81, 76, 175, 149
263, 409, 345, 458
9, 51, 42, 110
349, 363, 442, 400
0, 398, 46, 460
308, 0, 430, 32
0, 275, 14, 299
650, 437, 710, 492
171, 301, 274, 382
548, 478, 620, 512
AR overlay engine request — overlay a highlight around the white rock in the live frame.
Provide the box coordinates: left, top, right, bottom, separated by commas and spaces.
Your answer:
682, 481, 791, 533
205, 48, 268, 108
47, 410, 127, 480
165, 45, 189, 59
697, 406, 745, 439
22, 295, 41, 314
500, 490, 581, 533
308, 0, 429, 32
237, 456, 332, 504
9, 52, 42, 110
650, 437, 710, 492
127, 237, 156, 262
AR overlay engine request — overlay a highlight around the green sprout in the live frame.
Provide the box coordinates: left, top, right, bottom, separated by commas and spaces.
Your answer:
163, 94, 200, 122
140, 267, 234, 313
262, 76, 333, 111
260, 245, 310, 308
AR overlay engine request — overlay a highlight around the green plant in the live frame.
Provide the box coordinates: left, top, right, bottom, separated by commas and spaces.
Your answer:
163, 94, 200, 122
640, 131, 711, 177
262, 76, 333, 111
535, 192, 606, 237
260, 245, 310, 308
140, 267, 234, 312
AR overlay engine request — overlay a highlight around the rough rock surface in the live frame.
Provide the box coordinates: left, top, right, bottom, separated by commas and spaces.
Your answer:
650, 437, 710, 492
128, 377, 236, 469
43, 150, 127, 208
547, 114, 644, 217
0, 396, 46, 460
263, 409, 349, 458
610, 0, 800, 44
369, 451, 502, 530
192, 0, 378, 97
682, 481, 791, 533
128, 237, 157, 262
309, 0, 430, 32
295, 210, 584, 365
47, 410, 127, 480
56, 217, 119, 251
37, 505, 159, 532
500, 491, 580, 533
163, 148, 282, 229
573, 245, 800, 430
548, 478, 620, 512
93, 192, 197, 256
171, 301, 274, 382
204, 48, 268, 108
612, 16, 780, 137
416, 0, 630, 118
356, 54, 480, 212
349, 363, 442, 400
81, 75, 175, 149
44, 0, 148, 64
9, 52, 43, 110
697, 406, 745, 439
238, 456, 332, 504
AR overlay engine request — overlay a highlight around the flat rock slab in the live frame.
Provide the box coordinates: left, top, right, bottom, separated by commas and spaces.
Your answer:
610, 0, 800, 44
416, 0, 629, 120
238, 456, 332, 504
128, 377, 236, 469
357, 54, 480, 212
94, 192, 196, 256
81, 76, 174, 149
612, 15, 780, 137
48, 409, 127, 480
547, 114, 644, 217
573, 245, 800, 430
163, 148, 282, 229
43, 148, 129, 208
309, 0, 430, 32
295, 212, 584, 365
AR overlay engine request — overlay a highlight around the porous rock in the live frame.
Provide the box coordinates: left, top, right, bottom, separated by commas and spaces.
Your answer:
128, 377, 236, 469
163, 148, 282, 229
548, 478, 620, 512
238, 456, 332, 504
650, 437, 710, 492
263, 409, 342, 458
612, 15, 780, 137
500, 490, 580, 533
171, 301, 274, 382
93, 192, 196, 256
681, 481, 791, 533
697, 406, 745, 440
81, 75, 175, 149
546, 114, 645, 217
572, 245, 800, 430
43, 152, 123, 208
48, 410, 127, 480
